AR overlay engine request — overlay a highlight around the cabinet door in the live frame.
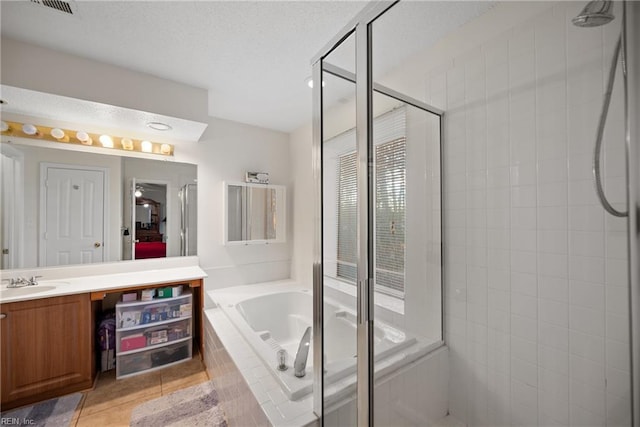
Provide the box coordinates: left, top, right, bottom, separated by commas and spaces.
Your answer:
1, 294, 93, 409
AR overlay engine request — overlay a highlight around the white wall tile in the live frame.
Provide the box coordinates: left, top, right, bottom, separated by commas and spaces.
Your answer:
539, 276, 568, 302
539, 343, 569, 375
570, 404, 605, 427
569, 230, 604, 258
538, 230, 568, 254
511, 207, 537, 230
511, 271, 537, 296
569, 280, 605, 311
511, 292, 538, 319
570, 380, 606, 418
511, 229, 537, 252
606, 366, 631, 399
539, 298, 568, 327
437, 3, 630, 423
539, 322, 569, 352
538, 206, 568, 231
605, 258, 628, 287
569, 329, 605, 364
538, 157, 568, 184
606, 313, 629, 344
510, 250, 537, 274
569, 255, 605, 283
511, 314, 537, 342
570, 305, 605, 337
538, 253, 568, 278
570, 354, 605, 388
606, 284, 628, 315
606, 231, 627, 259
606, 393, 631, 427
606, 339, 630, 373
538, 182, 568, 207
568, 205, 604, 231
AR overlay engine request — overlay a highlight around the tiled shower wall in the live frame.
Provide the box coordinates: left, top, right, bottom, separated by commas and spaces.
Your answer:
429, 2, 630, 426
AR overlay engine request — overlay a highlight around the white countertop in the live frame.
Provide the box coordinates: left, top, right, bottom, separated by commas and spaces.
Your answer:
0, 265, 207, 304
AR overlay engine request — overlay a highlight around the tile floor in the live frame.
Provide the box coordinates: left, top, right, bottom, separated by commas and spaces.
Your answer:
70, 355, 209, 427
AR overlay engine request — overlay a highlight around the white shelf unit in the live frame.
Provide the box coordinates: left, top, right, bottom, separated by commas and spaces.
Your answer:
115, 291, 193, 379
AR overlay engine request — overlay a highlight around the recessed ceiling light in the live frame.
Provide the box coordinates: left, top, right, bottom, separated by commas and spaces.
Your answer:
147, 121, 172, 131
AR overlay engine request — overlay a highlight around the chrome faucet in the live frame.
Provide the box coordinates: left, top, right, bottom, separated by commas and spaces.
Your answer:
294, 326, 312, 378
6, 276, 42, 288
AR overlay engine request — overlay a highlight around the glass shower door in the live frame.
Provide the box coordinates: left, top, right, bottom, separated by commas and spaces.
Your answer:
315, 29, 360, 424
313, 2, 445, 424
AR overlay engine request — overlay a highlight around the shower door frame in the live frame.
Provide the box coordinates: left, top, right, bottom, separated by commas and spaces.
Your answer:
626, 2, 640, 424
312, 1, 444, 424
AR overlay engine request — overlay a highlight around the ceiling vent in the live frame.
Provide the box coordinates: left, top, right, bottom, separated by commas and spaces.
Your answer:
29, 0, 77, 16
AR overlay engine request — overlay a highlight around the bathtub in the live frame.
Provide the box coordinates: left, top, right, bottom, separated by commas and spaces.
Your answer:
209, 282, 433, 402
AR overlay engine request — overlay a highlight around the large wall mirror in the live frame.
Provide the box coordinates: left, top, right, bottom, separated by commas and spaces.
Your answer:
0, 142, 197, 269
223, 181, 286, 245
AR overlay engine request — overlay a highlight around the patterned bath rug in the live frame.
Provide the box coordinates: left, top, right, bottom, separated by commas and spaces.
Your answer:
130, 381, 227, 427
0, 392, 82, 427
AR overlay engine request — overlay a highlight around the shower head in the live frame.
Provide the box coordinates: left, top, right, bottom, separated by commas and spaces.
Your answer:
572, 0, 614, 27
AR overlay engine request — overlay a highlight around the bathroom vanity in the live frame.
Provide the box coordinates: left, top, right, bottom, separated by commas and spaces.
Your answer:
0, 262, 206, 410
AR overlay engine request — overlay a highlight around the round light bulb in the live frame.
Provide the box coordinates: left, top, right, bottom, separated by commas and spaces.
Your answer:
1, 121, 9, 132
141, 140, 153, 153
134, 189, 142, 198
121, 138, 134, 150
50, 128, 65, 139
160, 144, 171, 155
22, 123, 38, 135
143, 203, 149, 208
76, 131, 92, 145
99, 134, 114, 148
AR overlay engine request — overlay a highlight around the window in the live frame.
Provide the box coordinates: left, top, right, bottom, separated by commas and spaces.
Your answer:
335, 108, 406, 297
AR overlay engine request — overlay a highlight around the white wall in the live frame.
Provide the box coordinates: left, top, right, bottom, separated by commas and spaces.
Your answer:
1, 38, 293, 290
178, 117, 293, 289
287, 109, 311, 285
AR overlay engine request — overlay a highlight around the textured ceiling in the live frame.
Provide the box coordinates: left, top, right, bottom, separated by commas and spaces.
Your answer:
0, 1, 494, 133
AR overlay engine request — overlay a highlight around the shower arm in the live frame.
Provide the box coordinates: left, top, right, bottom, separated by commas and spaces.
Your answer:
593, 35, 628, 217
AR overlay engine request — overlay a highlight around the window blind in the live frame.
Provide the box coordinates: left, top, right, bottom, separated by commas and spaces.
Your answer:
335, 107, 406, 296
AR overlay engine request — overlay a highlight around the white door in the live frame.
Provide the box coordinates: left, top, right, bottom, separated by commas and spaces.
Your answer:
1, 152, 24, 269
41, 165, 106, 266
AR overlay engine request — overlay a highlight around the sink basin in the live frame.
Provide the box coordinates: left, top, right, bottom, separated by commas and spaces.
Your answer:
0, 285, 58, 298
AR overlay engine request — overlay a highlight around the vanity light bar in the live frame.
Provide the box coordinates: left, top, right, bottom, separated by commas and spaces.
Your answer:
0, 121, 174, 156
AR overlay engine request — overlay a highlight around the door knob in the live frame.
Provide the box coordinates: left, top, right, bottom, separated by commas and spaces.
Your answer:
94, 242, 102, 248
0, 314, 7, 320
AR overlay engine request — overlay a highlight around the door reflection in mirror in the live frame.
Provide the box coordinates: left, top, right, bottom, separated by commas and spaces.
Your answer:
0, 142, 197, 269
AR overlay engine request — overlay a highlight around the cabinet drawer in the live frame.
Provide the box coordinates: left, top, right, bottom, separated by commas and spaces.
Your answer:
117, 340, 192, 378
116, 293, 192, 330
117, 318, 192, 354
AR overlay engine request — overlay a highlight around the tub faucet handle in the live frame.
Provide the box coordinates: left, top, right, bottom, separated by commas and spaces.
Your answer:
277, 349, 288, 371
294, 326, 312, 378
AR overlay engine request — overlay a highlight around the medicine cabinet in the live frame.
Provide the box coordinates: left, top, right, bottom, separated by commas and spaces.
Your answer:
223, 181, 286, 245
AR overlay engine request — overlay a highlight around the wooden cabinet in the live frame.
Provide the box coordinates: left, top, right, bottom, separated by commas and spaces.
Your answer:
1, 293, 94, 410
